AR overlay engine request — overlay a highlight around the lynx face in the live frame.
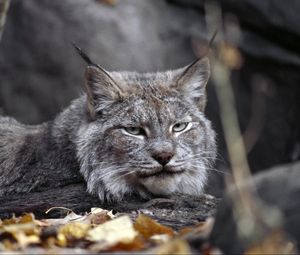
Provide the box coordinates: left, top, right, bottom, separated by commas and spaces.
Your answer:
76, 58, 216, 202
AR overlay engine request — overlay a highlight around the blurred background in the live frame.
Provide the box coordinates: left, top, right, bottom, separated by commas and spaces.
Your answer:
0, 0, 299, 196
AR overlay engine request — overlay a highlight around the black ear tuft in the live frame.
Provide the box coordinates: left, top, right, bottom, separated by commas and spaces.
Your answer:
72, 43, 97, 67
73, 43, 117, 82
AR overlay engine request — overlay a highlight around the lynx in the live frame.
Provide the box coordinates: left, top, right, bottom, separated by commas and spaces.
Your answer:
0, 50, 216, 202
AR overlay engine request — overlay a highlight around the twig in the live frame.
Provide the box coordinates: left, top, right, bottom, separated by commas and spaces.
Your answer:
0, 0, 10, 42
204, 0, 287, 248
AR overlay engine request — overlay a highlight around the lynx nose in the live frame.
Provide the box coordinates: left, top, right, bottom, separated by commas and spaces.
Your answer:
152, 152, 174, 166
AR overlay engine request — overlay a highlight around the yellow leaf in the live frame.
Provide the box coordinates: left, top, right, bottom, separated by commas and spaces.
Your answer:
58, 222, 90, 240
56, 233, 67, 247
87, 215, 137, 250
2, 216, 18, 225
154, 239, 191, 255
12, 232, 40, 249
19, 213, 35, 224
1, 222, 38, 236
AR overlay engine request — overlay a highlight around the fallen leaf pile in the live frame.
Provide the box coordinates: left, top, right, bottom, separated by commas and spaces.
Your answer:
0, 207, 296, 254
0, 208, 213, 254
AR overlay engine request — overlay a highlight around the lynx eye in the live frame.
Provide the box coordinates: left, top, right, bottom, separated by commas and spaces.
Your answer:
172, 122, 189, 133
124, 127, 145, 136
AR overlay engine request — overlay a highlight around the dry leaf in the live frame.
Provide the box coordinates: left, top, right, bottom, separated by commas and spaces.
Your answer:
58, 222, 90, 241
0, 207, 214, 253
11, 232, 40, 249
88, 215, 137, 250
245, 230, 297, 255
1, 222, 37, 235
41, 208, 113, 227
153, 239, 191, 255
56, 233, 67, 247
2, 213, 35, 226
39, 212, 84, 226
150, 234, 171, 245
1, 239, 19, 251
90, 208, 106, 214
2, 216, 18, 226
44, 236, 58, 248
34, 219, 51, 227
179, 217, 215, 237
134, 214, 174, 239
0, 214, 40, 250
108, 236, 145, 252
19, 214, 35, 224
85, 208, 113, 225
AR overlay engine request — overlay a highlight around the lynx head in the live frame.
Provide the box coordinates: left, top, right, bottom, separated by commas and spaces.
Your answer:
75, 57, 216, 202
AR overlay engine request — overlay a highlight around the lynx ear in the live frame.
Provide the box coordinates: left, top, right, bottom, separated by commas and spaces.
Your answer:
85, 66, 123, 119
175, 57, 210, 111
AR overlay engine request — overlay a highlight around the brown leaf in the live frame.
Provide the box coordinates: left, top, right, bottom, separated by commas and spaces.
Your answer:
245, 230, 297, 255
85, 208, 113, 225
178, 217, 215, 237
108, 236, 146, 252
19, 214, 35, 224
134, 214, 174, 239
2, 216, 18, 226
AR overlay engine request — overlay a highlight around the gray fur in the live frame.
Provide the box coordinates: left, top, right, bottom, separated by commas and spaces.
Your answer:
0, 58, 216, 202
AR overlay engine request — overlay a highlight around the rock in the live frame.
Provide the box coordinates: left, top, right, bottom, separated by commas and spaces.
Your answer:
209, 161, 300, 253
0, 0, 200, 124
